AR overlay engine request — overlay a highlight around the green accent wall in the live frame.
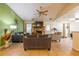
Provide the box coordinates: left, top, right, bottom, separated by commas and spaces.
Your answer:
0, 3, 24, 35
0, 3, 24, 46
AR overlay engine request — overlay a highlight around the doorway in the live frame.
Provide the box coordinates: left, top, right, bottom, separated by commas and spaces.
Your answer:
62, 23, 70, 38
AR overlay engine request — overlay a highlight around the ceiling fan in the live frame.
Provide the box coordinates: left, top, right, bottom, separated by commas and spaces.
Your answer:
35, 6, 48, 17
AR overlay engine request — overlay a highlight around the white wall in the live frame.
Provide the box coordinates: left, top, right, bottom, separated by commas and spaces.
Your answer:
70, 22, 79, 32
52, 22, 63, 32
44, 21, 53, 34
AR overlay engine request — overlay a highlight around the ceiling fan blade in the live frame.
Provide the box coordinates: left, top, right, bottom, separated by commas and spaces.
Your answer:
43, 13, 47, 16
43, 10, 48, 13
36, 10, 40, 12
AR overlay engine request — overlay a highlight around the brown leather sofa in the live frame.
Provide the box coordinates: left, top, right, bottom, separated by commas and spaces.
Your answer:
23, 35, 51, 51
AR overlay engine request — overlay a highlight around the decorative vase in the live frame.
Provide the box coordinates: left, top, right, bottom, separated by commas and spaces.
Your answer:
4, 40, 9, 48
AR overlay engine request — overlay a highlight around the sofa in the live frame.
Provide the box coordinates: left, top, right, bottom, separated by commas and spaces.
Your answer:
11, 32, 23, 43
23, 34, 52, 51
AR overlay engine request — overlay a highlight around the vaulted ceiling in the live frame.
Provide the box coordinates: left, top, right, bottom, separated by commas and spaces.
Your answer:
7, 3, 79, 21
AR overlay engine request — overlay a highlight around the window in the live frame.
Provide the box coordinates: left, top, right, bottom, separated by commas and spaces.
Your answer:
45, 24, 51, 31
26, 24, 32, 34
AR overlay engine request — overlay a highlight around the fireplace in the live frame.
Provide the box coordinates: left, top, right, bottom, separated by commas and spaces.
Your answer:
36, 31, 42, 34
32, 21, 44, 35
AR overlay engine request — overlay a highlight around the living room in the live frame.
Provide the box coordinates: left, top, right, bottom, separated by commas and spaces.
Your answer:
0, 3, 79, 56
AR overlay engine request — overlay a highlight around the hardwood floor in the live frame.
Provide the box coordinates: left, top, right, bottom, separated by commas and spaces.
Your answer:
0, 38, 79, 56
